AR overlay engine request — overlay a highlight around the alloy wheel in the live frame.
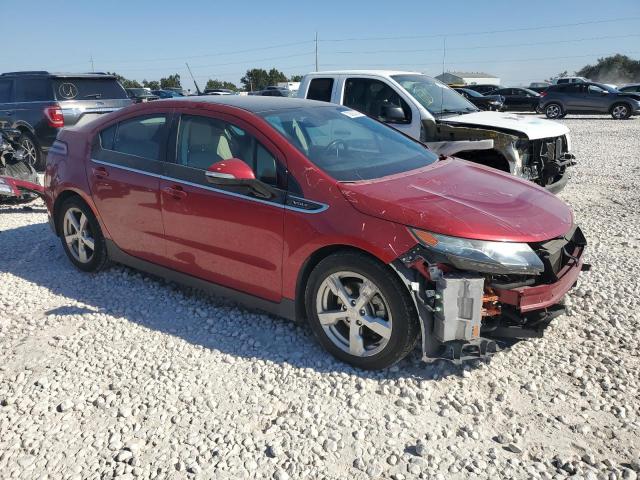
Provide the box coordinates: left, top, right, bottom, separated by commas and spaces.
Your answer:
612, 105, 628, 119
63, 208, 95, 263
546, 105, 561, 118
20, 138, 38, 167
315, 271, 392, 357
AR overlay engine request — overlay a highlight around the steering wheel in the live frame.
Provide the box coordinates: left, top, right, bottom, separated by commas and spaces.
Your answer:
323, 139, 349, 159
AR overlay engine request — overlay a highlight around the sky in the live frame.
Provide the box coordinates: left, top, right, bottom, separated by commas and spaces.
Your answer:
2, 0, 639, 89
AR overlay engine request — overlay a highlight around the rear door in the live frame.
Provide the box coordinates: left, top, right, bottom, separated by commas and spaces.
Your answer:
89, 112, 171, 264
159, 109, 286, 301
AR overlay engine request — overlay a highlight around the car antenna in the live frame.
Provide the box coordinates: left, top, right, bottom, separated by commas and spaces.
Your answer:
186, 62, 201, 95
440, 36, 446, 113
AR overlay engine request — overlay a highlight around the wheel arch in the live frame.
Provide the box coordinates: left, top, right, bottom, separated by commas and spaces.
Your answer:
293, 244, 402, 323
52, 189, 100, 237
609, 101, 633, 113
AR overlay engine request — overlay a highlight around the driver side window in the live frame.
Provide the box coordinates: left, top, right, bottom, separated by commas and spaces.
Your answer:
343, 78, 412, 123
176, 115, 280, 186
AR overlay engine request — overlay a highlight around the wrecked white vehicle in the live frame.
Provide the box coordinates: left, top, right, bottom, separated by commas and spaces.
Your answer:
298, 71, 575, 192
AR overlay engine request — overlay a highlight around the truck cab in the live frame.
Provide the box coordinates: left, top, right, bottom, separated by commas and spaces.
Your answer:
298, 71, 575, 193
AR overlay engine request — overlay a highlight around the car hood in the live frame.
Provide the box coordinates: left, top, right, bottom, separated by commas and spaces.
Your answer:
338, 158, 573, 243
440, 110, 569, 140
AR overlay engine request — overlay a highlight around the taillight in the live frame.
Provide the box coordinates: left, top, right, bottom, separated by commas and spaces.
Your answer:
44, 105, 64, 128
539, 92, 547, 98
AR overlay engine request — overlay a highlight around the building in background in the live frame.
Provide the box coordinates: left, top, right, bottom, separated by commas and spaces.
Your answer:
435, 71, 500, 86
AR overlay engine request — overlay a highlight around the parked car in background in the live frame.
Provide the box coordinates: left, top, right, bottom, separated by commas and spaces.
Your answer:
151, 89, 184, 99
463, 84, 502, 94
164, 87, 187, 96
528, 82, 551, 93
486, 87, 541, 112
619, 83, 640, 93
298, 71, 575, 193
253, 87, 294, 97
126, 88, 159, 103
202, 89, 237, 96
0, 71, 131, 170
554, 77, 589, 85
540, 82, 640, 119
44, 96, 587, 369
453, 88, 504, 111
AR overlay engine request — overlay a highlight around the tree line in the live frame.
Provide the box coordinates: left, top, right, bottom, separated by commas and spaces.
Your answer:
549, 54, 640, 84
110, 68, 304, 93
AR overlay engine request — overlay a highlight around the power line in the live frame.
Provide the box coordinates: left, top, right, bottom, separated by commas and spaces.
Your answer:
328, 33, 640, 55
319, 17, 640, 42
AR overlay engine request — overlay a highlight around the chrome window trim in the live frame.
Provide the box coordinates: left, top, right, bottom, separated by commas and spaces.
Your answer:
90, 158, 328, 214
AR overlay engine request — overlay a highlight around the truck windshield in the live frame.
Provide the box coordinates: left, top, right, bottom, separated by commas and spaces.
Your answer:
391, 74, 478, 116
261, 106, 438, 181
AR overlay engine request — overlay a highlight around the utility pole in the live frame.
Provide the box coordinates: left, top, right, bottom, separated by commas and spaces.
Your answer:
90, 54, 95, 72
441, 37, 446, 76
315, 31, 318, 71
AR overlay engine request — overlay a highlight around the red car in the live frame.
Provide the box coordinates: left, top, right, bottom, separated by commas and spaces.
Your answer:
44, 97, 587, 370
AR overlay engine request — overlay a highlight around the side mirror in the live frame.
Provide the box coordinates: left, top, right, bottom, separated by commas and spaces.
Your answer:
381, 104, 407, 124
205, 158, 255, 183
205, 158, 274, 199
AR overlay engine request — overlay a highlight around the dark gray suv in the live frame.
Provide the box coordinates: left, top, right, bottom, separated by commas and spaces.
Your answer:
0, 71, 131, 170
539, 82, 640, 120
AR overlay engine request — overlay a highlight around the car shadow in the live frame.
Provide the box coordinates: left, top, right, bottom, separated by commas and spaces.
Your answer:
0, 220, 504, 380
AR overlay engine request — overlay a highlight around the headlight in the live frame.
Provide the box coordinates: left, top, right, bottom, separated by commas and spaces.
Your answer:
411, 229, 544, 275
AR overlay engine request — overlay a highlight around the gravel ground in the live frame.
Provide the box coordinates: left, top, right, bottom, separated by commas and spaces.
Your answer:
1, 115, 639, 480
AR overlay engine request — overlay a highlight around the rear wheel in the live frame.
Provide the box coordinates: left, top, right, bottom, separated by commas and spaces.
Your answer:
545, 103, 563, 119
57, 197, 109, 272
611, 103, 631, 120
18, 132, 43, 171
305, 252, 419, 370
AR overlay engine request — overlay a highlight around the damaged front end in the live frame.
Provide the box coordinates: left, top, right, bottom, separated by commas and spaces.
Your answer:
422, 120, 576, 194
392, 226, 588, 362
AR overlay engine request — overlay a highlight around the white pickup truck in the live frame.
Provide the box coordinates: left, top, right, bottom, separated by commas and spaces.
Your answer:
298, 71, 576, 192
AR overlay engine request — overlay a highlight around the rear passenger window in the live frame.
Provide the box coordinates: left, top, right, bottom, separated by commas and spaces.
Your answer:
307, 78, 334, 102
112, 115, 167, 160
15, 79, 51, 102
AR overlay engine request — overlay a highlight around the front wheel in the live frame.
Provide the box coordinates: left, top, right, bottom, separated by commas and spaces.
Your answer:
545, 103, 563, 119
305, 252, 420, 370
611, 103, 631, 120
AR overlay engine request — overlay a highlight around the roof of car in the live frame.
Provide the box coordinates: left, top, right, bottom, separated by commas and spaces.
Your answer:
0, 71, 116, 79
305, 70, 422, 77
162, 95, 332, 113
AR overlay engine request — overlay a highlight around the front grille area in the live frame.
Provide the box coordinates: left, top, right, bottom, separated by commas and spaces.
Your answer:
531, 225, 586, 283
530, 135, 570, 186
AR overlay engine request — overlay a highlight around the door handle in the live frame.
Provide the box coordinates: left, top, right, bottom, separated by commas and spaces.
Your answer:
163, 185, 187, 200
92, 166, 109, 178
4, 111, 13, 116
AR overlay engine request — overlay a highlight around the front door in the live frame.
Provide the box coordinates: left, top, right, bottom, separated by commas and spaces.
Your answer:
88, 112, 170, 264
0, 78, 14, 128
159, 111, 286, 302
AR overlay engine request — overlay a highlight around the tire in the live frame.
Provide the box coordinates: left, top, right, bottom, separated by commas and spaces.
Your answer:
611, 103, 631, 120
57, 197, 109, 272
17, 132, 43, 171
305, 252, 419, 370
544, 103, 563, 119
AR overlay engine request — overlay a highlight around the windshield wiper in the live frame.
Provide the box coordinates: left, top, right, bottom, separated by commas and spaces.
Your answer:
83, 93, 103, 99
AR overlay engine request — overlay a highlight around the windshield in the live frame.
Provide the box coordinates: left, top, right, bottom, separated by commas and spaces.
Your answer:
261, 106, 438, 181
391, 74, 478, 116
53, 78, 128, 100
